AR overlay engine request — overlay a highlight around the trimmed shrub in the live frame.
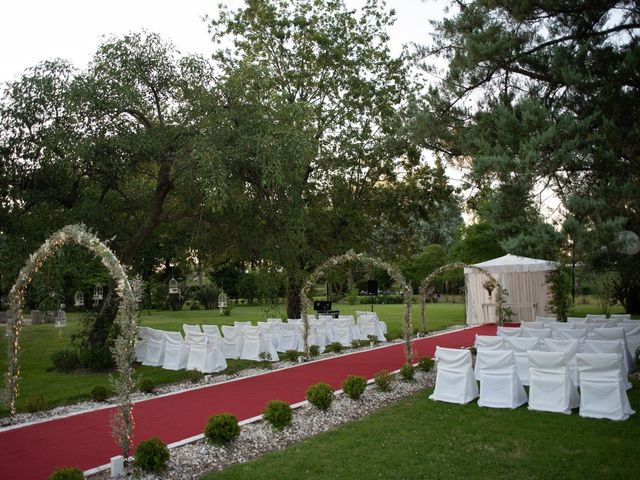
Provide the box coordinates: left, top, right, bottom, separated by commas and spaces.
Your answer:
400, 363, 415, 382
90, 385, 110, 402
24, 394, 47, 413
417, 356, 435, 373
205, 413, 241, 445
263, 400, 293, 430
139, 378, 156, 394
305, 382, 334, 411
48, 467, 84, 480
186, 370, 204, 384
326, 342, 343, 353
374, 370, 394, 392
351, 340, 361, 349
342, 375, 367, 400
79, 345, 115, 371
51, 349, 79, 371
284, 349, 300, 362
134, 437, 170, 473
308, 345, 320, 357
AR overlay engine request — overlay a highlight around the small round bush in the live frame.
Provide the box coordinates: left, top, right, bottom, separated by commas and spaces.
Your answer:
285, 349, 300, 362
351, 340, 361, 349
205, 413, 241, 445
417, 356, 435, 372
305, 382, 334, 411
326, 342, 343, 353
400, 363, 415, 382
308, 345, 320, 357
139, 378, 156, 394
374, 370, 394, 392
186, 369, 204, 384
342, 375, 367, 400
90, 385, 110, 402
51, 349, 79, 371
263, 400, 293, 430
48, 467, 84, 480
24, 394, 47, 413
134, 437, 170, 473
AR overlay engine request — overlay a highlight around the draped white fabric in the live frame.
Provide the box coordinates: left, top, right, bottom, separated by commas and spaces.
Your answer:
162, 331, 190, 370
476, 349, 527, 409
527, 350, 580, 414
429, 347, 478, 404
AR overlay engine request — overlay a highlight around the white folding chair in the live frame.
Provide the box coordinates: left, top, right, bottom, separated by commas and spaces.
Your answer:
234, 320, 252, 328
536, 316, 557, 326
610, 314, 631, 322
183, 324, 202, 338
339, 315, 364, 340
239, 326, 262, 361
622, 321, 640, 362
221, 325, 244, 359
476, 349, 527, 409
566, 316, 586, 324
576, 353, 634, 421
572, 321, 599, 335
202, 324, 222, 338
186, 332, 227, 373
308, 318, 329, 352
142, 328, 166, 367
475, 335, 506, 350
543, 338, 579, 385
135, 326, 151, 363
527, 350, 579, 414
497, 326, 522, 338
258, 321, 279, 351
161, 331, 190, 370
522, 321, 544, 329
549, 322, 574, 331
279, 322, 304, 352
553, 328, 587, 343
586, 314, 607, 323
429, 347, 478, 404
522, 327, 551, 341
267, 318, 283, 324
506, 336, 540, 386
333, 317, 356, 346
589, 327, 632, 367
357, 315, 386, 342
582, 339, 631, 389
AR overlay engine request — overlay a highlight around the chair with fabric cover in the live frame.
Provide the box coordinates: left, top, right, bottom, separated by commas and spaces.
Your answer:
258, 321, 279, 351
279, 322, 304, 352
476, 349, 527, 409
221, 325, 244, 359
522, 327, 551, 341
572, 321, 599, 335
258, 325, 280, 362
135, 326, 151, 363
357, 315, 387, 342
589, 327, 632, 367
566, 316, 585, 324
527, 350, 580, 414
497, 326, 522, 338
287, 318, 303, 324
202, 324, 222, 337
308, 318, 329, 352
611, 314, 631, 321
621, 321, 640, 362
522, 321, 544, 329
586, 314, 607, 323
543, 338, 579, 385
474, 336, 506, 380
548, 322, 574, 331
576, 353, 635, 421
234, 320, 252, 328
582, 339, 631, 389
505, 336, 540, 386
429, 347, 478, 404
267, 318, 283, 324
183, 324, 202, 338
333, 317, 356, 346
162, 331, 190, 370
186, 332, 227, 373
142, 328, 166, 367
339, 315, 365, 340
239, 326, 262, 361
536, 316, 557, 326
553, 328, 587, 343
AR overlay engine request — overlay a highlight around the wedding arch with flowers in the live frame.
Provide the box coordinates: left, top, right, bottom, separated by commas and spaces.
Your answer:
5, 224, 140, 456
300, 251, 415, 362
419, 262, 504, 332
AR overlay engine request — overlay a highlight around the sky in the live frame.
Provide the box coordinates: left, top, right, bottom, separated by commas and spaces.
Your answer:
0, 0, 448, 83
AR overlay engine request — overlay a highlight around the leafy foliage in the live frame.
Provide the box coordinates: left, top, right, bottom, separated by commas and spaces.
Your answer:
90, 385, 111, 402
417, 357, 434, 373
399, 363, 415, 382
305, 382, 334, 411
374, 370, 394, 392
205, 413, 241, 445
262, 400, 293, 430
134, 437, 170, 473
50, 349, 79, 372
546, 265, 574, 321
48, 467, 85, 480
342, 375, 367, 400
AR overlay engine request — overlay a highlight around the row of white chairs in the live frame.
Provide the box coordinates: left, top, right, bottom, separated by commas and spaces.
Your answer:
536, 313, 631, 324
430, 347, 634, 420
476, 334, 633, 389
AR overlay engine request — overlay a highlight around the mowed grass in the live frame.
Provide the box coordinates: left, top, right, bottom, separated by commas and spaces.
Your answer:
205, 383, 640, 480
0, 301, 629, 416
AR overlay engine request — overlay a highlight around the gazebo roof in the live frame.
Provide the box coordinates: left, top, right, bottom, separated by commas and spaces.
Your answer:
464, 254, 557, 274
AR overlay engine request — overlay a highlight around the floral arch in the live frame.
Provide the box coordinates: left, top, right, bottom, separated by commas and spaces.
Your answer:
419, 262, 504, 332
5, 224, 140, 456
300, 251, 415, 362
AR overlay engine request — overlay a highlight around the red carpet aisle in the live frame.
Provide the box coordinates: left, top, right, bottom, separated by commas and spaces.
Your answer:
0, 324, 496, 479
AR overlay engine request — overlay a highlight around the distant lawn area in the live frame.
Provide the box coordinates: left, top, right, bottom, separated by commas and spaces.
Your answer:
0, 301, 630, 416
205, 383, 640, 480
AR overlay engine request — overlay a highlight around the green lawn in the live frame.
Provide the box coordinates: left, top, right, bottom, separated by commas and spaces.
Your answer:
204, 383, 640, 480
0, 301, 629, 416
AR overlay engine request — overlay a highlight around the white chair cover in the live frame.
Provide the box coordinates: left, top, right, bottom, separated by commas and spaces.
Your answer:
572, 321, 599, 335
497, 326, 522, 338
339, 315, 365, 340
576, 353, 634, 421
266, 318, 282, 324
543, 338, 579, 385
586, 314, 607, 323
536, 316, 557, 326
287, 318, 303, 324
239, 326, 261, 361
610, 314, 631, 321
522, 328, 551, 341
234, 321, 252, 327
142, 328, 166, 366
221, 325, 244, 359
548, 322, 575, 332
279, 322, 304, 352
527, 350, 580, 414
589, 327, 632, 367
522, 321, 544, 329
183, 324, 202, 338
162, 331, 190, 370
135, 326, 150, 363
476, 349, 527, 409
258, 321, 279, 351
506, 336, 540, 385
553, 328, 587, 343
308, 318, 329, 352
429, 347, 478, 404
357, 315, 386, 341
204, 334, 228, 372
622, 321, 640, 361
582, 339, 631, 389
186, 332, 227, 373
202, 324, 221, 337
333, 317, 356, 346
566, 316, 585, 324
474, 335, 506, 350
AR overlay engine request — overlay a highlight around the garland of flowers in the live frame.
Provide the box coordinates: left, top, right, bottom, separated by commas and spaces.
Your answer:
418, 262, 502, 332
5, 224, 139, 457
300, 251, 415, 362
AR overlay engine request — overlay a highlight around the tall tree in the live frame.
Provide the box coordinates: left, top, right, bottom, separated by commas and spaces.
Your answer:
415, 1, 640, 312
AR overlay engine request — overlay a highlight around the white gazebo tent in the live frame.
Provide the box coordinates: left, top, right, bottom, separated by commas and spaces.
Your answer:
464, 254, 557, 325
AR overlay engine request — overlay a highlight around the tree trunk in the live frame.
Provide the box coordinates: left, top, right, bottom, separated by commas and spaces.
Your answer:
286, 274, 303, 319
